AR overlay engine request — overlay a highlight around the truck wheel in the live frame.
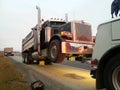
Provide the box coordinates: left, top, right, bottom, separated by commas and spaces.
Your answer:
45, 59, 52, 65
48, 39, 65, 63
24, 56, 31, 64
23, 57, 25, 63
104, 54, 120, 90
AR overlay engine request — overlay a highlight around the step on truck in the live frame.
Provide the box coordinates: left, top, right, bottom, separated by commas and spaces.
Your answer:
91, 18, 120, 90
22, 6, 94, 64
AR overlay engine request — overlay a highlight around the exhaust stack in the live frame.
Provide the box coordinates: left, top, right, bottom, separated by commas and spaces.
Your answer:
36, 6, 41, 55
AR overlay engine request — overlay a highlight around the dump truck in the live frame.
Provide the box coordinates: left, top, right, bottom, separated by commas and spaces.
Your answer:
4, 47, 14, 56
90, 18, 120, 90
22, 6, 94, 64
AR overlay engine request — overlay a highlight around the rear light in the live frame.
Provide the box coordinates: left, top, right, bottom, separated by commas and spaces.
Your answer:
91, 59, 99, 68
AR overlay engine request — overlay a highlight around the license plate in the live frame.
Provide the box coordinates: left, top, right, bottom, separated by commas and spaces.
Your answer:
69, 57, 75, 61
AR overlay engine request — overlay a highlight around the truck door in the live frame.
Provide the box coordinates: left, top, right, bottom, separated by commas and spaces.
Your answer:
112, 20, 120, 41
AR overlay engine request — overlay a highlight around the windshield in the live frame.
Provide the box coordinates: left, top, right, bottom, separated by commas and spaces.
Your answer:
50, 21, 66, 28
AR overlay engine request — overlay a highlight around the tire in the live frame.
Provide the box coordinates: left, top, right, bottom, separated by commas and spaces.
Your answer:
24, 55, 31, 64
24, 56, 28, 64
45, 59, 52, 65
23, 57, 25, 63
48, 39, 65, 63
104, 54, 120, 90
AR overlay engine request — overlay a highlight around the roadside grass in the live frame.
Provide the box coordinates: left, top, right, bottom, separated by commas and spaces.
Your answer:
0, 52, 31, 90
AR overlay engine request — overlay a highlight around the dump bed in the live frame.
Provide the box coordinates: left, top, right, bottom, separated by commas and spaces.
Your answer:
22, 31, 34, 52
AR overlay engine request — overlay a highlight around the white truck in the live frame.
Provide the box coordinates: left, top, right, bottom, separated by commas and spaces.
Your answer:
22, 6, 94, 64
91, 18, 120, 90
4, 47, 14, 56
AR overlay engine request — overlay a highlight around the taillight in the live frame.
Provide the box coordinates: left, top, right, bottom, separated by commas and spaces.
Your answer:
91, 59, 99, 68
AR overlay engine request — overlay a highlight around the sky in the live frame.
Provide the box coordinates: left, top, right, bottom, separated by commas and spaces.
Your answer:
0, 0, 113, 51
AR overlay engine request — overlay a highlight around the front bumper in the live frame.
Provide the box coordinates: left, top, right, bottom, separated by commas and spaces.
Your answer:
61, 41, 93, 55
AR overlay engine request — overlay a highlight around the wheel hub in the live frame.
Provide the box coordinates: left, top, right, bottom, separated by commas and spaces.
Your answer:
51, 45, 58, 59
112, 65, 120, 90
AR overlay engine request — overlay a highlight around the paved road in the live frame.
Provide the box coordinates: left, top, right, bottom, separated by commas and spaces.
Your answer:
10, 55, 92, 70
62, 59, 91, 70
9, 56, 96, 90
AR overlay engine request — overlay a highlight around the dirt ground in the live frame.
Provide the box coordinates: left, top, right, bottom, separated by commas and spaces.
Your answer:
0, 52, 31, 90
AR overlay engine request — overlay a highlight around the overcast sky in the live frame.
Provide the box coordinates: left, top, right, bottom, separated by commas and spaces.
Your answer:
0, 0, 113, 51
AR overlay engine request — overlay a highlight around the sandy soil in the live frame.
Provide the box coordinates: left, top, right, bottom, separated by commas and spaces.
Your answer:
0, 52, 31, 90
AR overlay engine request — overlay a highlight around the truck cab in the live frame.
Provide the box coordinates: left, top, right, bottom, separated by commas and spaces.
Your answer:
39, 20, 66, 49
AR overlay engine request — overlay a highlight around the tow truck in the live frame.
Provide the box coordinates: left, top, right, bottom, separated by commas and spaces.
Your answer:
91, 18, 120, 90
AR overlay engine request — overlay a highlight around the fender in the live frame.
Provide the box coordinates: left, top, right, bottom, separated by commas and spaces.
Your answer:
49, 34, 63, 43
96, 45, 120, 89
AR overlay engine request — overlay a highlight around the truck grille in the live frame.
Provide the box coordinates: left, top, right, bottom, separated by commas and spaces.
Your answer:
74, 22, 92, 42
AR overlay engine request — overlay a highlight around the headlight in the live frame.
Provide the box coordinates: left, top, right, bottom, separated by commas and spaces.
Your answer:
61, 31, 73, 39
